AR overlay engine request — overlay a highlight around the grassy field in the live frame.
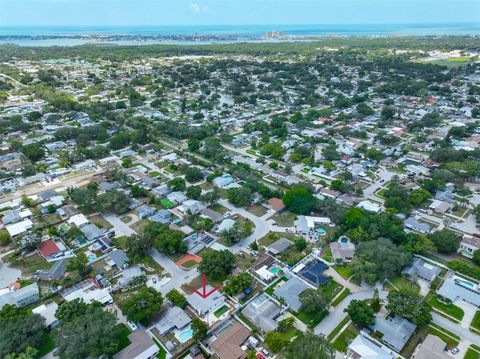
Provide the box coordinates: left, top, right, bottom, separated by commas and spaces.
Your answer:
36, 332, 56, 358
321, 278, 343, 301
464, 348, 480, 359
6, 253, 53, 275
429, 324, 460, 347
271, 212, 297, 227
385, 276, 420, 293
294, 308, 328, 329
331, 288, 352, 307
247, 205, 267, 217
327, 315, 350, 341
331, 324, 358, 352
428, 295, 465, 321
471, 311, 480, 331
334, 265, 353, 280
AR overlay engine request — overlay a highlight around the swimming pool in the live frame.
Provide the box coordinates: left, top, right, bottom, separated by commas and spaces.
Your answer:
177, 328, 193, 343
270, 267, 281, 274
87, 254, 96, 262
340, 237, 348, 244
316, 227, 326, 235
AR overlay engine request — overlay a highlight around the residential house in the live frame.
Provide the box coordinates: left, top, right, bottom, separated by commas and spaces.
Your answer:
458, 236, 480, 259
437, 273, 480, 307
330, 237, 356, 264
402, 258, 441, 283
273, 276, 309, 311
32, 302, 59, 328
154, 306, 192, 335
178, 200, 206, 215
6, 219, 33, 237
186, 287, 226, 321
113, 330, 159, 359
2, 208, 32, 225
265, 198, 286, 213
412, 334, 449, 359
357, 200, 382, 213
213, 174, 234, 188
429, 200, 453, 214
295, 216, 331, 236
137, 205, 156, 220
372, 315, 416, 352
80, 223, 104, 241
61, 279, 113, 305
267, 238, 293, 256
118, 266, 144, 287
216, 218, 236, 233
346, 334, 397, 359
241, 294, 281, 332
404, 217, 431, 234
209, 322, 250, 359
0, 283, 39, 309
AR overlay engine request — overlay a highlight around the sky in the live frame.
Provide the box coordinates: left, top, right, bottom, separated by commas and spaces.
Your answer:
0, 0, 479, 27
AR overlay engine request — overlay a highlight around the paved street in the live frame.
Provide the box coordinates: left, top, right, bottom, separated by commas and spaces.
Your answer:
432, 312, 480, 344
0, 258, 21, 287
148, 248, 199, 295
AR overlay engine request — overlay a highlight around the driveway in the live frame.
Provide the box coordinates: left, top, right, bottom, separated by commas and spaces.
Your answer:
0, 258, 21, 287
101, 212, 135, 237
314, 289, 387, 337
218, 199, 271, 253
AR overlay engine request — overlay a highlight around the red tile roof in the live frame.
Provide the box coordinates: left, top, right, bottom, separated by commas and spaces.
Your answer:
37, 240, 60, 258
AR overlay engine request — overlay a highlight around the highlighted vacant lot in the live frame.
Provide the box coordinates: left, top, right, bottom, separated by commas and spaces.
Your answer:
176, 254, 202, 269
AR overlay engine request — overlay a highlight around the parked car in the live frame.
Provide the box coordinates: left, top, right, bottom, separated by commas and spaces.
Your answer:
451, 348, 460, 355
127, 321, 138, 331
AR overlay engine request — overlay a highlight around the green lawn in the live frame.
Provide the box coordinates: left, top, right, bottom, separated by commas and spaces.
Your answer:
160, 198, 175, 208
331, 288, 352, 307
327, 315, 350, 341
385, 276, 419, 293
321, 277, 343, 301
428, 295, 465, 321
181, 260, 198, 269
271, 212, 297, 227
334, 266, 353, 280
116, 324, 131, 350
471, 311, 480, 331
265, 277, 287, 296
214, 304, 229, 318
464, 348, 480, 359
331, 324, 358, 352
5, 253, 53, 275
36, 332, 56, 358
294, 309, 328, 329
323, 248, 333, 262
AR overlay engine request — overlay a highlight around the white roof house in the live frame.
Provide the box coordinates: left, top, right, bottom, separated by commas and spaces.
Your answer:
347, 334, 397, 359
32, 302, 59, 327
357, 200, 382, 213
67, 213, 89, 227
6, 219, 33, 237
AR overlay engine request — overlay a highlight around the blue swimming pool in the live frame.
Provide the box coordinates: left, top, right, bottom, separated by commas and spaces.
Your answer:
270, 267, 281, 274
316, 227, 326, 235
178, 328, 193, 342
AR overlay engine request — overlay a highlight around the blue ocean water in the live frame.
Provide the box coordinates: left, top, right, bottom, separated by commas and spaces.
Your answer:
0, 23, 479, 46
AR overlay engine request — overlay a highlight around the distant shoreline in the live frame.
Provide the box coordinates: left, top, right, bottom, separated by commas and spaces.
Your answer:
0, 23, 479, 46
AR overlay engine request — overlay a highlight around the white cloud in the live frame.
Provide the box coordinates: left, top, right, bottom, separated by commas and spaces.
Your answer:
189, 2, 209, 14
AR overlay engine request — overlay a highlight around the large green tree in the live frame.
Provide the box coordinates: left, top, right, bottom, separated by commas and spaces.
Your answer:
283, 186, 317, 215
344, 300, 375, 327
299, 288, 328, 315
55, 303, 122, 359
427, 229, 459, 254
350, 238, 412, 285
284, 332, 334, 359
198, 249, 235, 282
0, 305, 47, 358
121, 287, 163, 324
386, 288, 431, 326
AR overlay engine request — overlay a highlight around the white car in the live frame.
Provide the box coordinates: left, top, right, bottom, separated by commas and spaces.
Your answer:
127, 321, 139, 331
